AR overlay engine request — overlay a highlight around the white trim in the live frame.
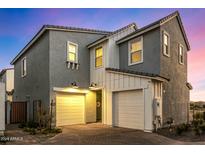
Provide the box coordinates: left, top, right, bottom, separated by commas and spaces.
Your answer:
21, 57, 27, 78
67, 41, 78, 63
178, 43, 184, 65
162, 30, 170, 57
128, 36, 143, 66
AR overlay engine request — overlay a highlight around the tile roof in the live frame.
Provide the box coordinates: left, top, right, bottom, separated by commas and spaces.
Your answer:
44, 24, 112, 34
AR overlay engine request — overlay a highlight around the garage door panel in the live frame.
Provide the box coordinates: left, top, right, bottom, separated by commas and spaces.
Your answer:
113, 90, 144, 130
56, 93, 85, 126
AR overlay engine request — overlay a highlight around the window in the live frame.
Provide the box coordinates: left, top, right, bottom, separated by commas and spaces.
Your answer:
67, 42, 78, 62
21, 57, 27, 77
129, 37, 143, 65
179, 44, 184, 64
163, 31, 170, 56
95, 47, 103, 68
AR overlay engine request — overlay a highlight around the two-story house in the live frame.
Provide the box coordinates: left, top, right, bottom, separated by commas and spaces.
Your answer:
11, 11, 191, 132
0, 68, 14, 124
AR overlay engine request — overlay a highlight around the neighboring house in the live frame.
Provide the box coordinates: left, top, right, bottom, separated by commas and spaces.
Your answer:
11, 11, 191, 132
0, 68, 14, 124
0, 82, 5, 135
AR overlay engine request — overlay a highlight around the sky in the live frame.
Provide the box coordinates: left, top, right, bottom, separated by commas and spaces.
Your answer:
0, 8, 204, 101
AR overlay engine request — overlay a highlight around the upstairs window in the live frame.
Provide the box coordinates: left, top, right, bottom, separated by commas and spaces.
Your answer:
163, 31, 170, 57
179, 44, 184, 64
67, 42, 78, 63
95, 47, 103, 68
129, 37, 143, 65
21, 57, 27, 77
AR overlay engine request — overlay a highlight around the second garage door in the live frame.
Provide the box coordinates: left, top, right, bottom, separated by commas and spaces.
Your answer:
113, 90, 144, 130
56, 93, 85, 126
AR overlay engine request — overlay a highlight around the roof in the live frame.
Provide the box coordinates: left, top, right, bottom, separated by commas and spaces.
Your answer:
87, 23, 137, 48
0, 68, 14, 77
116, 11, 190, 51
10, 25, 112, 65
105, 68, 169, 81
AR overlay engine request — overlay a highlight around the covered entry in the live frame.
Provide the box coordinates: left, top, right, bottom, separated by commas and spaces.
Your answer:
56, 93, 85, 126
113, 90, 144, 130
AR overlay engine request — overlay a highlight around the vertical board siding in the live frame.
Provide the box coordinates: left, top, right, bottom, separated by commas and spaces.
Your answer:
106, 72, 150, 91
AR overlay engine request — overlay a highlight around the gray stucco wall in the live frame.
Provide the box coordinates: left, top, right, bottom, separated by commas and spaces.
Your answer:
13, 31, 50, 121
160, 17, 189, 125
49, 30, 105, 92
119, 28, 161, 74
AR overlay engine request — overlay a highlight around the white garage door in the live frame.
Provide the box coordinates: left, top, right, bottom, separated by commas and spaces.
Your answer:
113, 90, 144, 130
56, 93, 85, 126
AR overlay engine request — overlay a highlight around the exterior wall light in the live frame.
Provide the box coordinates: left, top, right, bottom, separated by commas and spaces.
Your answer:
89, 82, 97, 89
70, 81, 79, 89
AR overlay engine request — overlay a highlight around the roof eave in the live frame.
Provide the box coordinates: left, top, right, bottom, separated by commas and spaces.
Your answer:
105, 68, 169, 82
116, 23, 160, 44
87, 37, 108, 49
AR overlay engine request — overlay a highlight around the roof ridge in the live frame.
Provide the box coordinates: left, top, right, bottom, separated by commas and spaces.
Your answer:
109, 22, 137, 36
159, 11, 179, 24
44, 24, 112, 34
87, 22, 137, 48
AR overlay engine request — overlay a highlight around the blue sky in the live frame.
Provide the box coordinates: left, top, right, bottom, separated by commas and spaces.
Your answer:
0, 8, 204, 101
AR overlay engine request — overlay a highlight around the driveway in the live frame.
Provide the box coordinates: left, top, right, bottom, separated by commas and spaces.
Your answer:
4, 123, 205, 145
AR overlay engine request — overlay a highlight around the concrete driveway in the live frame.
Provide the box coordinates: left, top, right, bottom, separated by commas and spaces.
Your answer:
43, 123, 182, 145
4, 123, 205, 145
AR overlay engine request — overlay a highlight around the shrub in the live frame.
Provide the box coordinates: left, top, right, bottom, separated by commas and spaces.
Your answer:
18, 123, 27, 128
29, 128, 36, 135
181, 123, 190, 131
199, 124, 205, 132
194, 112, 204, 120
192, 120, 200, 128
166, 117, 174, 131
27, 121, 38, 128
194, 127, 202, 136
176, 126, 184, 135
23, 127, 36, 135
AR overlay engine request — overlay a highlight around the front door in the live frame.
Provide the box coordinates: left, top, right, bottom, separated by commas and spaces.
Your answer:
96, 90, 102, 122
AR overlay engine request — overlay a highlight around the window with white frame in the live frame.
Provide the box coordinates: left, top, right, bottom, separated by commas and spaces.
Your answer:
163, 31, 170, 56
129, 37, 143, 65
179, 44, 184, 64
95, 47, 103, 68
21, 57, 27, 77
67, 42, 78, 63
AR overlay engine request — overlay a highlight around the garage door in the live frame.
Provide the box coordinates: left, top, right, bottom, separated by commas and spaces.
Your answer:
56, 93, 85, 126
113, 90, 144, 130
